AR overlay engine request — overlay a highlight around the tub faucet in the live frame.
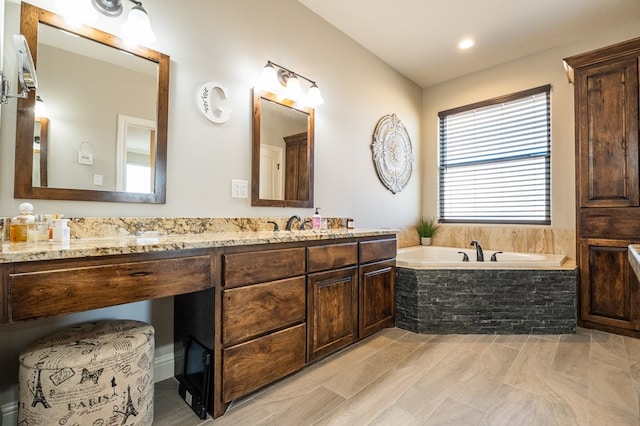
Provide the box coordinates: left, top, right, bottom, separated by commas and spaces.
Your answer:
285, 215, 301, 231
470, 240, 484, 261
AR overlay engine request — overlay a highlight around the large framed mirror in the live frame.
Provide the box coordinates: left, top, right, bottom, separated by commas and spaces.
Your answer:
14, 2, 170, 203
251, 90, 314, 208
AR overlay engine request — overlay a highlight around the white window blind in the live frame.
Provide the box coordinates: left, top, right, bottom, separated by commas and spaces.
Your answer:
438, 85, 551, 224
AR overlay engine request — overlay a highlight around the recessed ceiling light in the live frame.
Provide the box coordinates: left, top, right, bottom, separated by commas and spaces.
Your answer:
458, 38, 476, 50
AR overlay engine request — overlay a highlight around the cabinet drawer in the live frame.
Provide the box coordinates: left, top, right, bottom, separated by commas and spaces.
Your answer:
223, 248, 305, 287
307, 242, 358, 273
222, 323, 306, 402
359, 238, 397, 263
9, 255, 211, 321
222, 276, 305, 345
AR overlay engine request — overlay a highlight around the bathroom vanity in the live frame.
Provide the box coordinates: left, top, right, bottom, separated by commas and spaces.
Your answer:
0, 224, 396, 419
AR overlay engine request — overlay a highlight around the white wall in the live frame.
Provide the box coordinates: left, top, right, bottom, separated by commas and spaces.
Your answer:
0, 0, 422, 418
422, 19, 640, 231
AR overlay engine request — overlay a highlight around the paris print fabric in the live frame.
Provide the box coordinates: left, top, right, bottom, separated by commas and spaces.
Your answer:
18, 320, 155, 425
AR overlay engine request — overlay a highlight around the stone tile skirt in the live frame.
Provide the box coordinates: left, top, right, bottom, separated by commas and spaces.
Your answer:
18, 319, 155, 425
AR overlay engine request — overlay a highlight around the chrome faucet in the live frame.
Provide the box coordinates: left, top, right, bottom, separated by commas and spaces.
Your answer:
470, 240, 484, 261
285, 215, 301, 231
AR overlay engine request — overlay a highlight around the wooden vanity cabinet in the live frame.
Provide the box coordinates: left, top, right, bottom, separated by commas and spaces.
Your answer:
220, 247, 307, 403
209, 235, 397, 418
359, 238, 397, 339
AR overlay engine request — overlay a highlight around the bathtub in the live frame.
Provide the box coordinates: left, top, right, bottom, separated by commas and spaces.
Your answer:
395, 245, 576, 334
396, 245, 567, 269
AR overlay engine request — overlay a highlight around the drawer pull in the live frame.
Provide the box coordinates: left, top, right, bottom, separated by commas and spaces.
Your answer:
129, 271, 152, 277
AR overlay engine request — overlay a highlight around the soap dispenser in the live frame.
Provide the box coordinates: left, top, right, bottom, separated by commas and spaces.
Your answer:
312, 208, 322, 230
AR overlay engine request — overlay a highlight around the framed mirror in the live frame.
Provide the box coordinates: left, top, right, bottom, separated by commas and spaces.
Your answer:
14, 3, 170, 203
251, 90, 314, 208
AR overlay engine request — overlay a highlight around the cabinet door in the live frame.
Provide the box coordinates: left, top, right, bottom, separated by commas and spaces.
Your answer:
579, 239, 640, 330
307, 266, 358, 362
576, 57, 639, 207
359, 259, 396, 339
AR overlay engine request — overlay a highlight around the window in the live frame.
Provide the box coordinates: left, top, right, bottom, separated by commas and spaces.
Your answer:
438, 85, 551, 224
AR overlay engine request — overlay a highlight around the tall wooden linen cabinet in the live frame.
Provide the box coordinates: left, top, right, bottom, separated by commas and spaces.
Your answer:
565, 37, 640, 337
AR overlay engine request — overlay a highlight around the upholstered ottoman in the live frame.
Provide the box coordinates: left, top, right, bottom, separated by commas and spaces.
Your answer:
18, 320, 154, 426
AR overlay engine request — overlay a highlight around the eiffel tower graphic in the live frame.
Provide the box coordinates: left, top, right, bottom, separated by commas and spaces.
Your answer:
31, 369, 51, 409
114, 385, 138, 425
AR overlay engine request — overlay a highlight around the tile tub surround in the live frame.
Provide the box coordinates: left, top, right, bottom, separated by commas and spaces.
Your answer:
431, 224, 576, 260
396, 267, 578, 334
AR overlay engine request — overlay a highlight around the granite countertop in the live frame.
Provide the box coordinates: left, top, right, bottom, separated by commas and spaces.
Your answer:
629, 245, 640, 281
0, 228, 397, 263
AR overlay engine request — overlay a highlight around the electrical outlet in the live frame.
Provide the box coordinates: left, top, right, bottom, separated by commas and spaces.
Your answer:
231, 179, 248, 198
93, 174, 103, 185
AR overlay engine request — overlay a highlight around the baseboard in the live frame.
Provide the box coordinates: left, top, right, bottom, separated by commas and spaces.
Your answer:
0, 354, 174, 425
0, 402, 17, 426
154, 352, 175, 382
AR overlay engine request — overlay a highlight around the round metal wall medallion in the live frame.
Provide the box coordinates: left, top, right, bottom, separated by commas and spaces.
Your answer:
371, 113, 414, 193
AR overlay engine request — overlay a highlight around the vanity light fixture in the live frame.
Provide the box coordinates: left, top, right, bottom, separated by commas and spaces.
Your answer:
35, 96, 50, 118
57, 0, 156, 44
260, 61, 324, 106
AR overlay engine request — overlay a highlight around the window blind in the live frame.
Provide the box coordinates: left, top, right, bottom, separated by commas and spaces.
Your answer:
438, 85, 551, 224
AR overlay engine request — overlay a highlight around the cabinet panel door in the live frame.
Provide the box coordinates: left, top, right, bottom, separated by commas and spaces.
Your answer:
579, 239, 640, 330
576, 58, 639, 207
359, 259, 396, 339
307, 267, 358, 362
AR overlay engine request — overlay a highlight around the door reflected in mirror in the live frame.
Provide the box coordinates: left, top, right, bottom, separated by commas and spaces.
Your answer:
116, 114, 156, 193
252, 90, 314, 208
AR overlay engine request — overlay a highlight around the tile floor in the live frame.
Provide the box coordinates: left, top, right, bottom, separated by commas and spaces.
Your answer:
154, 327, 640, 425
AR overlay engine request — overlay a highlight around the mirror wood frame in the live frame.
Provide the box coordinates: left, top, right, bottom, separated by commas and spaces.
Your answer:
251, 90, 315, 208
14, 2, 170, 203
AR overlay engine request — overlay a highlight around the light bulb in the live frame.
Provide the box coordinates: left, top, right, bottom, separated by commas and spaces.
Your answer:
35, 96, 50, 118
306, 83, 324, 106
285, 74, 303, 102
122, 4, 156, 44
55, 0, 98, 25
260, 62, 279, 93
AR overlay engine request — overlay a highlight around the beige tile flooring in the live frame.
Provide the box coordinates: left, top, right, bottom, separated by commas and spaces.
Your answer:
154, 327, 640, 425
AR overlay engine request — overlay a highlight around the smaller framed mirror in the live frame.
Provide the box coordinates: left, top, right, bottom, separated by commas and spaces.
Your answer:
251, 90, 314, 208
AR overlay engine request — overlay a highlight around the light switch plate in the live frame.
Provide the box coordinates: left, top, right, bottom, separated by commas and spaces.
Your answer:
231, 179, 248, 198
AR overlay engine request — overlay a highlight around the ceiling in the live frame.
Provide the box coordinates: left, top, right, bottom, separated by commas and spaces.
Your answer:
298, 0, 640, 88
